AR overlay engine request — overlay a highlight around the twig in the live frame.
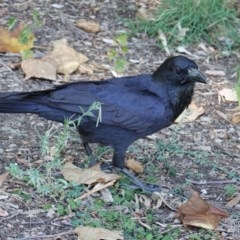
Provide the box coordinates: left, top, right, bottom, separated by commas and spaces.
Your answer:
156, 223, 182, 234
213, 144, 239, 158
0, 60, 20, 81
215, 110, 234, 125
0, 212, 20, 223
186, 179, 237, 185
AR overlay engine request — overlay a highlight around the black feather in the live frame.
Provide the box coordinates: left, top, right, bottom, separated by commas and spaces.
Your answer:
0, 56, 207, 170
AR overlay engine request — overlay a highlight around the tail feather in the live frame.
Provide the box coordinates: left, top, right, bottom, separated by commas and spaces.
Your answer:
0, 92, 42, 113
0, 91, 77, 123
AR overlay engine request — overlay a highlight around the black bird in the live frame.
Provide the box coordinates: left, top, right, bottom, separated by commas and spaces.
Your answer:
0, 56, 207, 192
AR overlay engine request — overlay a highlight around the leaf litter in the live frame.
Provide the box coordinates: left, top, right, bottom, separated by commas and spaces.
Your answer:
0, 0, 237, 237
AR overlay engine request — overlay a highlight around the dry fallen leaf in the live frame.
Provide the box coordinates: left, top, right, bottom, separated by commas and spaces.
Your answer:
226, 194, 240, 208
76, 19, 101, 33
0, 172, 9, 187
21, 56, 58, 80
231, 111, 240, 124
21, 38, 89, 80
78, 181, 116, 200
0, 25, 35, 53
61, 162, 120, 185
0, 207, 8, 217
177, 191, 228, 230
51, 38, 89, 75
75, 226, 123, 240
136, 194, 152, 209
218, 88, 238, 103
152, 192, 176, 211
78, 63, 94, 75
175, 102, 205, 123
125, 159, 144, 174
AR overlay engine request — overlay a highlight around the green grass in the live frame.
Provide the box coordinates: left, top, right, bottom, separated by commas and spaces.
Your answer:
7, 101, 102, 198
224, 184, 237, 198
5, 103, 235, 239
129, 0, 239, 50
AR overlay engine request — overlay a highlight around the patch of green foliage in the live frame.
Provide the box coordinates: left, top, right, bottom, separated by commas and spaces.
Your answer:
129, 0, 239, 50
7, 10, 41, 59
107, 32, 128, 73
71, 187, 182, 239
188, 229, 218, 240
224, 184, 237, 198
7, 101, 102, 198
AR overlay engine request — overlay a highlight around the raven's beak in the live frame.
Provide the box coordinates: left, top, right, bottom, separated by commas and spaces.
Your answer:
187, 68, 208, 84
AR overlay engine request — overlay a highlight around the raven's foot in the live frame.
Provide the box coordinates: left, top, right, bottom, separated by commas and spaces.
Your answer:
99, 163, 160, 193
120, 168, 161, 193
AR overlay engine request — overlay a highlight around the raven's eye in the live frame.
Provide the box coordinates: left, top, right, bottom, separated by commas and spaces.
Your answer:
175, 66, 181, 74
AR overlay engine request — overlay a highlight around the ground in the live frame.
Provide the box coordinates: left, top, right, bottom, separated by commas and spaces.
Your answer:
0, 0, 239, 239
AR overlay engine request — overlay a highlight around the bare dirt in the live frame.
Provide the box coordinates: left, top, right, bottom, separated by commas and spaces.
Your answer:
0, 0, 239, 239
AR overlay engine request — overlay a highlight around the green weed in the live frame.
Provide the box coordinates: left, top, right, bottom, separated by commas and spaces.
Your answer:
7, 102, 102, 198
7, 10, 41, 59
107, 32, 129, 73
224, 184, 237, 198
129, 0, 239, 50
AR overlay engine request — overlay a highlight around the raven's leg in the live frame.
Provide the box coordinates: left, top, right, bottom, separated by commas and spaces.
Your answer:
82, 141, 113, 170
82, 142, 97, 166
83, 142, 92, 156
113, 148, 161, 193
83, 143, 161, 193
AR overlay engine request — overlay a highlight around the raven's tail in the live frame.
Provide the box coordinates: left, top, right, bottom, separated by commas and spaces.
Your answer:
0, 91, 45, 113
0, 90, 76, 123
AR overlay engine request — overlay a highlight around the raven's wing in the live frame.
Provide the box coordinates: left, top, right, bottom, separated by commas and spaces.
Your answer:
43, 75, 172, 132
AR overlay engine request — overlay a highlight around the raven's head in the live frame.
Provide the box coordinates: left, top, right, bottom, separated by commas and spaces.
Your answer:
153, 56, 207, 85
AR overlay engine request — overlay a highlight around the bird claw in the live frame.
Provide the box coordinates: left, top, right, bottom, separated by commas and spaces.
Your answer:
100, 162, 114, 172
120, 168, 161, 194
99, 164, 161, 193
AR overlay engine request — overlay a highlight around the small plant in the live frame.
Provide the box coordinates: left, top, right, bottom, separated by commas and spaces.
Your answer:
7, 102, 102, 198
224, 184, 237, 198
188, 229, 218, 240
107, 32, 128, 73
7, 10, 41, 59
129, 0, 239, 50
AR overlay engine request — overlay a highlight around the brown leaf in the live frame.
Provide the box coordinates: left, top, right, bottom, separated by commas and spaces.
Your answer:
177, 191, 228, 230
21, 57, 58, 80
0, 207, 8, 217
75, 226, 123, 240
226, 194, 240, 208
175, 101, 205, 123
218, 88, 238, 103
78, 181, 116, 200
76, 19, 101, 33
21, 38, 89, 80
51, 38, 88, 75
0, 172, 9, 187
231, 111, 240, 124
125, 159, 144, 174
0, 25, 35, 53
61, 162, 120, 185
78, 63, 94, 75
